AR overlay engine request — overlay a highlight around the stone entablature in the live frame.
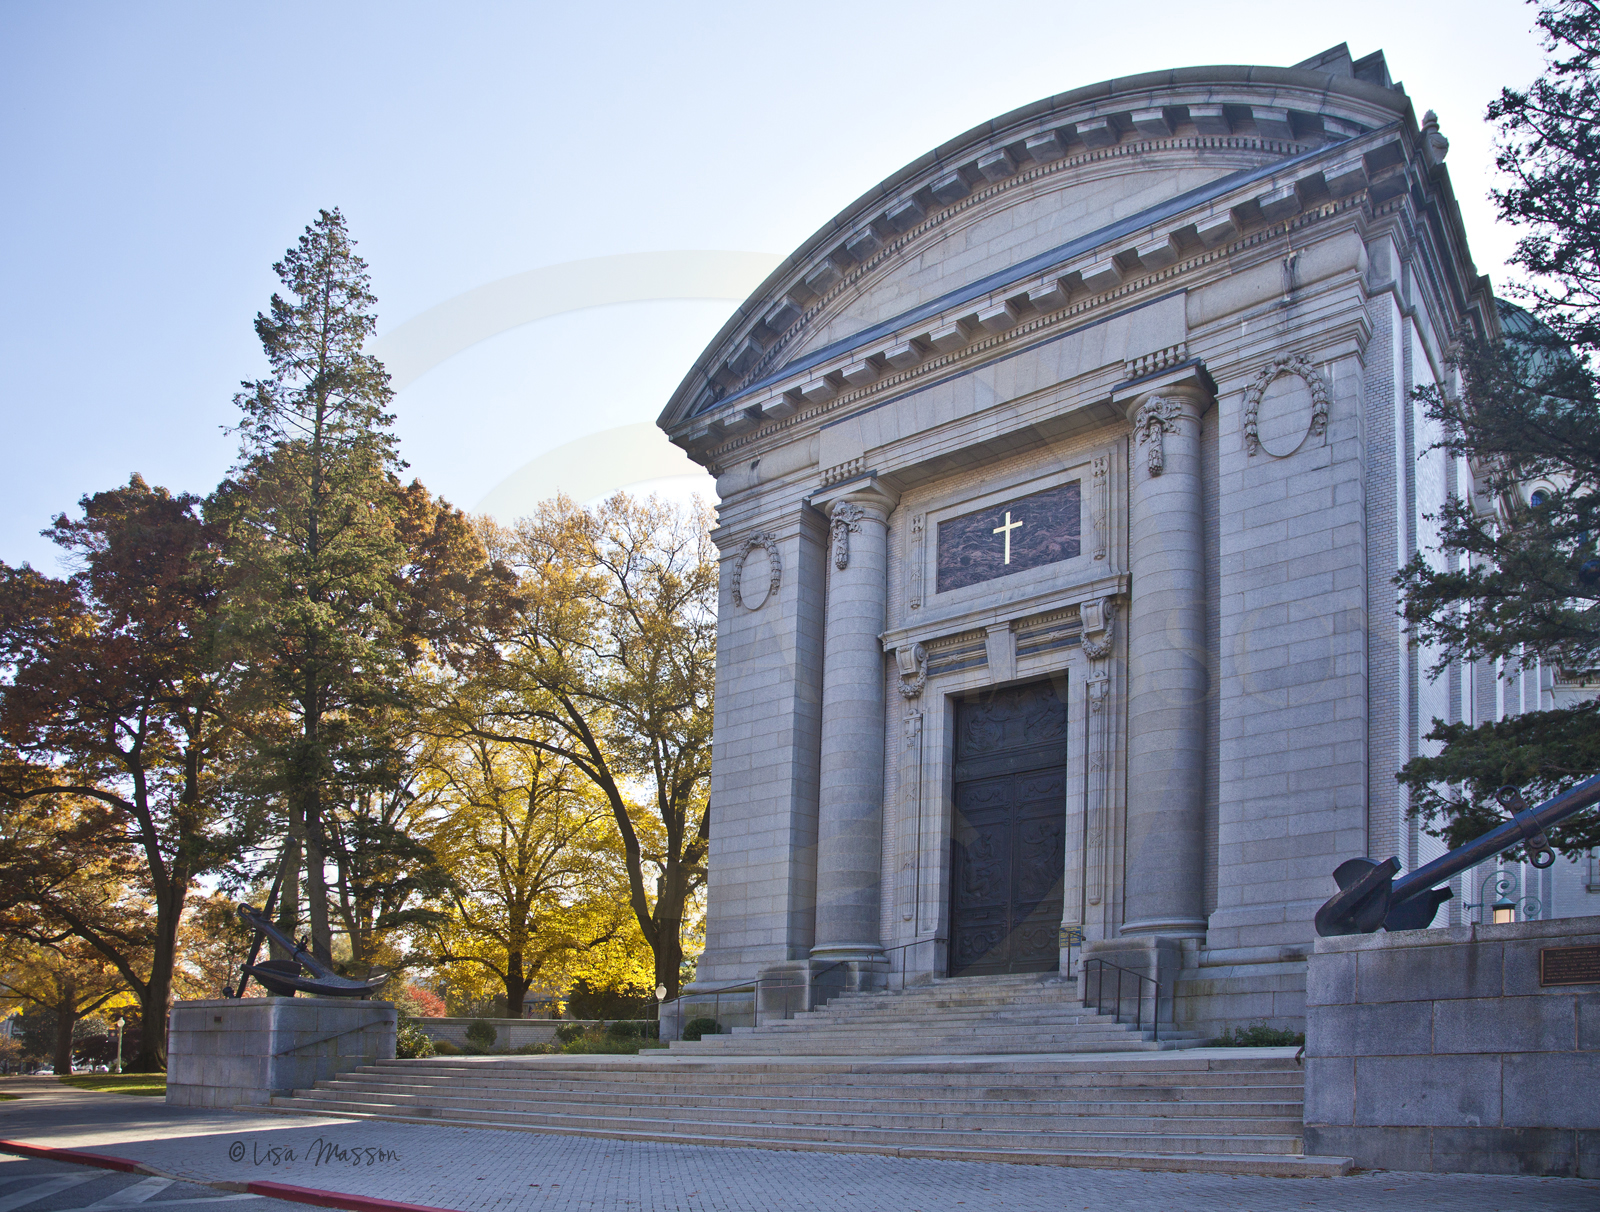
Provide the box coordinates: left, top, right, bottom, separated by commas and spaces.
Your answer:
664, 44, 1499, 1026
675, 175, 1397, 466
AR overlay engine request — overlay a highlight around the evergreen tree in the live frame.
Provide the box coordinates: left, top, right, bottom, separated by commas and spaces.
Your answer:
1398, 0, 1600, 855
216, 209, 513, 965
216, 208, 409, 963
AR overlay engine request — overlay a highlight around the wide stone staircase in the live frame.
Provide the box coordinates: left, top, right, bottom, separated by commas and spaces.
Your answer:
263, 975, 1344, 1175
670, 971, 1201, 1056
264, 1051, 1346, 1176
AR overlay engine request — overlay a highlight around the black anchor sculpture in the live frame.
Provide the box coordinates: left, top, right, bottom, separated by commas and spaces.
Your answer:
1315, 772, 1600, 937
230, 903, 390, 998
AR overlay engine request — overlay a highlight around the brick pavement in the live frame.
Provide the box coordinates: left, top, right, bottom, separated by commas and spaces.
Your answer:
2, 1080, 1596, 1212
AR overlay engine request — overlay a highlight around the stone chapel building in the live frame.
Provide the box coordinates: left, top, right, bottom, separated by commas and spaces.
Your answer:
657, 44, 1505, 1032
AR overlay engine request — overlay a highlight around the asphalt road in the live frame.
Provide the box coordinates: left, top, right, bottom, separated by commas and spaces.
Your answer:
0, 1156, 300, 1212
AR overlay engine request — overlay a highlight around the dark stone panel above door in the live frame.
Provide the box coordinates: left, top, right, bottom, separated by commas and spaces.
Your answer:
936, 480, 1081, 593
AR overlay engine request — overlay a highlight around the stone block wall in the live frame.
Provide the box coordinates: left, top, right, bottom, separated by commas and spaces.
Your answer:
409, 1017, 568, 1050
1304, 916, 1600, 1176
166, 997, 395, 1108
1174, 957, 1308, 1037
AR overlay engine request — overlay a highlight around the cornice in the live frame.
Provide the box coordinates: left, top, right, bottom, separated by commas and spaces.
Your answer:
689, 184, 1381, 473
881, 572, 1129, 653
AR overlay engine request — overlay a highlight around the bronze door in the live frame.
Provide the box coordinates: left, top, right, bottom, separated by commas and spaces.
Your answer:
948, 680, 1067, 977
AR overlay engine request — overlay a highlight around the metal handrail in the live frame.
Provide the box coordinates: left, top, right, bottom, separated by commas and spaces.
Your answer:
881, 937, 948, 993
748, 958, 850, 1029
1081, 957, 1164, 1044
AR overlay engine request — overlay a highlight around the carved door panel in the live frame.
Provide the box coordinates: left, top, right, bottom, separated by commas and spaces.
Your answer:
949, 681, 1067, 977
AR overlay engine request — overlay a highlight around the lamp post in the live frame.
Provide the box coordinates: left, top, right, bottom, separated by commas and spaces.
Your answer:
112, 1017, 124, 1074
1463, 869, 1542, 926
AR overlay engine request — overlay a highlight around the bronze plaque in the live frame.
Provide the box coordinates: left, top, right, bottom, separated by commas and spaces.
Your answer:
1539, 944, 1600, 986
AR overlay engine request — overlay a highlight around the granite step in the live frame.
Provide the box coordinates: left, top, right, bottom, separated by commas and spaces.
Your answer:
740, 1008, 1147, 1029
337, 1056, 1306, 1084
281, 1093, 1305, 1138
675, 1035, 1198, 1055
311, 1076, 1304, 1108
719, 1026, 1193, 1040
669, 972, 1199, 1057
261, 1051, 1344, 1177
266, 1094, 1309, 1156
309, 1080, 1303, 1107
255, 1100, 1345, 1177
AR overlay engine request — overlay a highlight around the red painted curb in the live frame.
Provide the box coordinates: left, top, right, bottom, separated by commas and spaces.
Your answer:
0, 1139, 454, 1212
245, 1181, 453, 1212
0, 1139, 145, 1173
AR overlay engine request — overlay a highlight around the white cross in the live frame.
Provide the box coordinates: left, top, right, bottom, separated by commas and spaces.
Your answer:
992, 510, 1023, 563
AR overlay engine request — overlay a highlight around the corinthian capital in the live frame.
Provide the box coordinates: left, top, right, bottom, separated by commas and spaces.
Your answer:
1132, 397, 1184, 475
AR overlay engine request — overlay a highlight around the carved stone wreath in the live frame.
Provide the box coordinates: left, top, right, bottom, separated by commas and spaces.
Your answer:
1243, 355, 1330, 457
1081, 602, 1117, 661
895, 643, 927, 699
730, 532, 782, 611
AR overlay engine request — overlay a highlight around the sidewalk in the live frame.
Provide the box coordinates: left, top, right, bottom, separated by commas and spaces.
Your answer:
2, 1077, 1596, 1212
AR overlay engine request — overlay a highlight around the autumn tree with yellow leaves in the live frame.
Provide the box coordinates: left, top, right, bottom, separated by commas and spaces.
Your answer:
418, 683, 646, 1016
461, 497, 715, 1001
0, 936, 136, 1074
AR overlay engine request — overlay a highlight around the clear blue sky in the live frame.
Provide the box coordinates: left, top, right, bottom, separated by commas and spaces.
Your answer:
0, 1, 1547, 571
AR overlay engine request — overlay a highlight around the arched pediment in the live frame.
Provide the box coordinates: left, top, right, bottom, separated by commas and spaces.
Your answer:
785, 143, 1283, 366
659, 48, 1411, 441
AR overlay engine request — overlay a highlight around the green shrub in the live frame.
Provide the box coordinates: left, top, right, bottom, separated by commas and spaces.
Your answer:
564, 979, 656, 1020
555, 1023, 588, 1045
682, 1017, 720, 1042
395, 1020, 436, 1059
1206, 1023, 1305, 1048
559, 1029, 666, 1055
514, 1041, 559, 1055
608, 1019, 659, 1040
431, 1039, 461, 1055
465, 1019, 498, 1051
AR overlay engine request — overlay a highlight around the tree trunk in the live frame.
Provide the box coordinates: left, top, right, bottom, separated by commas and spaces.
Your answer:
504, 951, 529, 1019
271, 827, 302, 963
654, 918, 682, 1000
125, 879, 185, 1072
53, 980, 75, 1075
301, 689, 334, 965
654, 861, 688, 998
305, 807, 334, 966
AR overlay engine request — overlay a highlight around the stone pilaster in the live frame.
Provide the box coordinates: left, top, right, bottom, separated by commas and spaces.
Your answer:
810, 479, 897, 963
1121, 384, 1211, 937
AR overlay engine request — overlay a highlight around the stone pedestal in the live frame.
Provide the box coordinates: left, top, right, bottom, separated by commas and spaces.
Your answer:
1304, 916, 1600, 1177
810, 480, 897, 963
166, 997, 395, 1108
1120, 384, 1211, 937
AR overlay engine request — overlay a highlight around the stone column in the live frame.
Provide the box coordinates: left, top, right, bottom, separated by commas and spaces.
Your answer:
1121, 385, 1210, 937
810, 481, 896, 963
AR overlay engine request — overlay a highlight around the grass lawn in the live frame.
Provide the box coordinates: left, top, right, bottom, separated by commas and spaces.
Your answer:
58, 1073, 166, 1096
